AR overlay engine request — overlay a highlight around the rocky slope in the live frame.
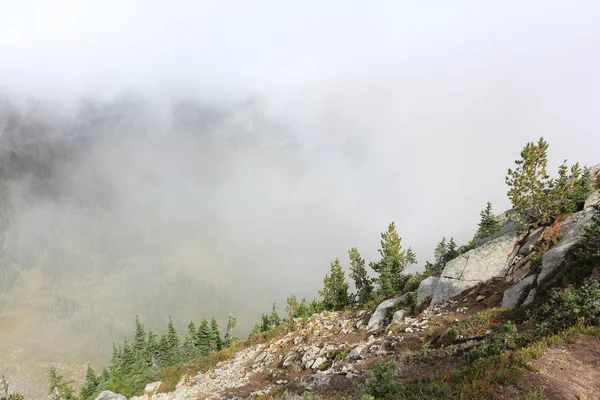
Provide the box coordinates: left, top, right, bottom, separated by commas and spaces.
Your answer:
92, 189, 600, 400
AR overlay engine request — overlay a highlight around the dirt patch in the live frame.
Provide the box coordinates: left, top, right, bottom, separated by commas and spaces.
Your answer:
525, 334, 600, 399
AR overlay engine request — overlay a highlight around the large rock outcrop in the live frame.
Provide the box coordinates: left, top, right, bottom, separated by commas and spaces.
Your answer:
423, 227, 519, 306
537, 207, 596, 285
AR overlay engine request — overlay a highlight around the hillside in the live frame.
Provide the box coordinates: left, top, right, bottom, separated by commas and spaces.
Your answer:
16, 148, 596, 400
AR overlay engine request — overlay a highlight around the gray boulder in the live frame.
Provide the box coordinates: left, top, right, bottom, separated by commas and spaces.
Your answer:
94, 391, 127, 400
502, 274, 538, 309
519, 227, 545, 256
537, 208, 595, 285
281, 351, 297, 368
392, 310, 407, 325
416, 276, 439, 306
522, 288, 538, 306
144, 381, 162, 394
431, 231, 518, 305
310, 357, 326, 370
366, 293, 410, 331
346, 345, 365, 360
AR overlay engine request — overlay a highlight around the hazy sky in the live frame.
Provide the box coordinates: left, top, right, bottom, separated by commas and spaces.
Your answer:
1, 0, 599, 273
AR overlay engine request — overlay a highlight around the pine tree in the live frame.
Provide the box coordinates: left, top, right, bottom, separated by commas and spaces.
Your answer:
506, 138, 554, 226
370, 222, 416, 296
196, 317, 211, 356
79, 364, 99, 400
223, 315, 237, 348
210, 317, 222, 351
445, 238, 458, 262
348, 247, 373, 306
165, 318, 180, 364
47, 367, 74, 400
145, 330, 158, 367
120, 341, 134, 375
182, 321, 198, 361
268, 304, 281, 329
157, 333, 170, 367
319, 258, 350, 311
471, 202, 502, 245
133, 316, 146, 356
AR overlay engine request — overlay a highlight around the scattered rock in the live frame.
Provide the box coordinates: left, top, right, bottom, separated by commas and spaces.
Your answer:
391, 309, 407, 324
346, 345, 365, 360
366, 293, 411, 331
94, 391, 127, 400
254, 351, 268, 363
144, 381, 162, 394
476, 295, 485, 302
311, 357, 326, 370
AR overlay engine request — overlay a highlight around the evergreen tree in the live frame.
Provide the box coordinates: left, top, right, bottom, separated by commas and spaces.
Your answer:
120, 341, 134, 375
506, 138, 554, 226
370, 222, 416, 296
445, 238, 458, 261
348, 247, 373, 306
157, 333, 170, 367
196, 317, 211, 356
145, 330, 158, 367
182, 321, 198, 360
319, 258, 350, 311
47, 367, 74, 400
223, 315, 237, 347
507, 138, 594, 227
133, 316, 146, 355
433, 237, 447, 267
165, 318, 180, 364
471, 202, 502, 245
268, 304, 281, 329
210, 317, 222, 351
79, 364, 99, 400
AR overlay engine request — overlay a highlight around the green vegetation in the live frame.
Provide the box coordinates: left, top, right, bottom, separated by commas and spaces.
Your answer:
0, 377, 23, 400
369, 222, 416, 297
319, 258, 351, 311
44, 314, 238, 399
348, 247, 373, 307
506, 137, 594, 227
470, 202, 502, 246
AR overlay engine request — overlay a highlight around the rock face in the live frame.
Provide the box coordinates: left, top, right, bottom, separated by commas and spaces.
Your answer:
502, 274, 538, 309
416, 276, 439, 305
94, 391, 127, 400
366, 293, 410, 331
537, 208, 596, 285
584, 190, 600, 209
430, 230, 519, 305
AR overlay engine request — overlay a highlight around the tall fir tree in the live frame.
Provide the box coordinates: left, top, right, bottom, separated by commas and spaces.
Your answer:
79, 364, 99, 400
348, 247, 373, 306
210, 317, 222, 351
182, 321, 198, 361
165, 318, 180, 364
133, 316, 146, 356
319, 258, 350, 311
223, 315, 237, 347
268, 304, 281, 329
369, 222, 416, 296
196, 317, 212, 356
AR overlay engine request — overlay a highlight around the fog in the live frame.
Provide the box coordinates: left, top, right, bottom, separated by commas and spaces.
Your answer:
1, 0, 599, 396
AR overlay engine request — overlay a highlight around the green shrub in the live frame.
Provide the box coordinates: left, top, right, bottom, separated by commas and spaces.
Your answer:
366, 359, 404, 399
